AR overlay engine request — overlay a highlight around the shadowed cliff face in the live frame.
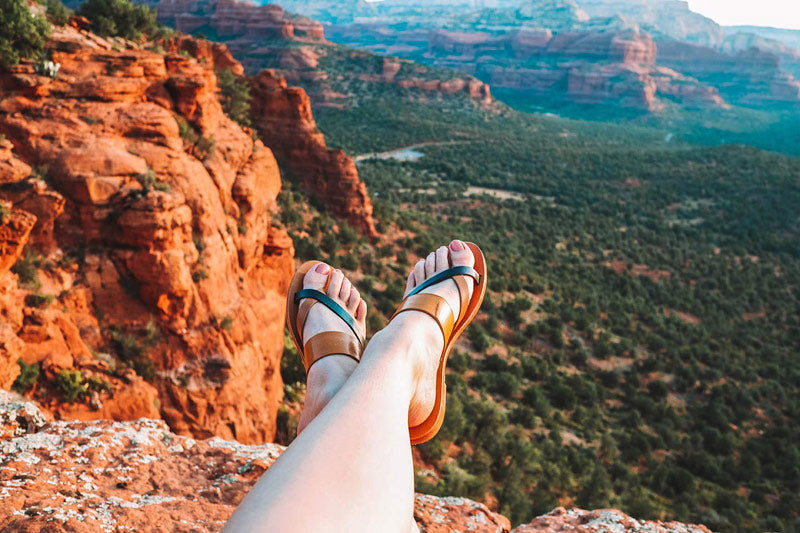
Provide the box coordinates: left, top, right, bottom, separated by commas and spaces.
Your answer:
0, 21, 294, 444
0, 391, 712, 533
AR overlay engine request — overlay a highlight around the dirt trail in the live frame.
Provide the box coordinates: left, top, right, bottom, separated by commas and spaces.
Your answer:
353, 140, 475, 162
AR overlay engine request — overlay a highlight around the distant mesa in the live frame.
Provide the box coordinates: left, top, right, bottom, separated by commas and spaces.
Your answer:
274, 0, 800, 112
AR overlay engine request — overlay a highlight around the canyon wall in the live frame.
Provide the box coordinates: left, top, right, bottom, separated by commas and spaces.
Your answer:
160, 33, 378, 235
0, 21, 293, 444
249, 70, 377, 235
144, 0, 494, 108
288, 0, 800, 111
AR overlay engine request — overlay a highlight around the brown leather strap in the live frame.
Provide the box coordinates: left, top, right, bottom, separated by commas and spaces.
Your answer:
296, 298, 316, 336
303, 331, 363, 372
392, 293, 455, 345
453, 276, 471, 324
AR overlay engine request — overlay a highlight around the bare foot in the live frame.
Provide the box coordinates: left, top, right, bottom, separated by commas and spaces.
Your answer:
400, 240, 475, 427
296, 263, 367, 434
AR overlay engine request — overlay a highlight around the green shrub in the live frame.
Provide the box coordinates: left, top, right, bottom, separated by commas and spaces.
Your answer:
176, 115, 199, 143
87, 375, 112, 393
192, 268, 209, 282
25, 293, 54, 307
109, 321, 159, 380
136, 168, 170, 193
216, 68, 252, 128
0, 0, 51, 68
56, 369, 89, 403
194, 135, 216, 160
220, 316, 234, 331
77, 0, 164, 41
12, 359, 40, 393
12, 248, 42, 288
44, 0, 71, 25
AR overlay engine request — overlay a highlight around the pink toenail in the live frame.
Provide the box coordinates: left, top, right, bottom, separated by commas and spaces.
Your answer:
315, 263, 330, 274
450, 240, 465, 251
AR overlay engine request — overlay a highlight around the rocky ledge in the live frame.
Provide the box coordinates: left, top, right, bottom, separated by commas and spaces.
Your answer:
0, 392, 711, 532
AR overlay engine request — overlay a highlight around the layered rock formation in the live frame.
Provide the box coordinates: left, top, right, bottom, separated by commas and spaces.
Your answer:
249, 70, 376, 235
0, 21, 293, 443
143, 0, 493, 107
658, 39, 800, 105
0, 392, 711, 532
152, 0, 324, 41
286, 0, 800, 111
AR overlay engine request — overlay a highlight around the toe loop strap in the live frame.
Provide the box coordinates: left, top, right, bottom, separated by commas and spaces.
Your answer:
392, 293, 455, 346
303, 331, 362, 373
295, 289, 364, 344
406, 266, 480, 299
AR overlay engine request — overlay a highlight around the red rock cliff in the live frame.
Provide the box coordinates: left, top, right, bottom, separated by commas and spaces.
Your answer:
249, 70, 377, 236
154, 0, 325, 41
0, 22, 294, 444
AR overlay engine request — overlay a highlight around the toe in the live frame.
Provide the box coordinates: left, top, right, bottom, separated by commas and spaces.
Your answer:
355, 299, 367, 322
405, 269, 416, 295
413, 259, 426, 287
424, 251, 436, 278
347, 287, 360, 313
303, 262, 331, 290
449, 240, 475, 268
435, 246, 449, 273
339, 277, 352, 303
327, 269, 344, 299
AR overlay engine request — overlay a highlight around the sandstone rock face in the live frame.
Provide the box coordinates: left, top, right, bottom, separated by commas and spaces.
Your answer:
142, 0, 383, 235
513, 506, 712, 533
415, 494, 511, 532
283, 0, 800, 111
152, 0, 325, 41
145, 0, 494, 109
0, 22, 294, 444
658, 39, 800, 105
249, 70, 377, 236
0, 396, 710, 532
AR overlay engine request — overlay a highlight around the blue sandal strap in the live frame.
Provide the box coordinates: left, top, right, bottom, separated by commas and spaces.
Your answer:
406, 266, 480, 299
295, 289, 364, 345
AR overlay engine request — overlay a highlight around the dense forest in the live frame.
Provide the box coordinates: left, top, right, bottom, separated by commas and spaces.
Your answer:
272, 71, 800, 530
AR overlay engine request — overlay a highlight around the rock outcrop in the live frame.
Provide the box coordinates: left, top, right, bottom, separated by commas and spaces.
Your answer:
515, 506, 712, 532
0, 393, 711, 533
144, 0, 494, 108
0, 21, 294, 444
285, 0, 800, 111
658, 39, 800, 105
249, 70, 377, 236
151, 0, 324, 41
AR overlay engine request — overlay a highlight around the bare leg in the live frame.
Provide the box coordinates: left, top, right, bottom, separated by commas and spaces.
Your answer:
224, 241, 475, 533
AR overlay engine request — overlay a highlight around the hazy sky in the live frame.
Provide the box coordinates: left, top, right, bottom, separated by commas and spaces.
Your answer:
688, 0, 800, 30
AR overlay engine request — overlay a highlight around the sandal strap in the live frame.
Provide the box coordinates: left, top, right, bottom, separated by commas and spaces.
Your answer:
392, 293, 455, 346
406, 266, 480, 299
303, 331, 362, 372
295, 288, 365, 345
453, 276, 471, 324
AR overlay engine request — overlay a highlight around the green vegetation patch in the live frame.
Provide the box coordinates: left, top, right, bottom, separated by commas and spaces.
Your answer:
77, 0, 168, 41
0, 0, 51, 67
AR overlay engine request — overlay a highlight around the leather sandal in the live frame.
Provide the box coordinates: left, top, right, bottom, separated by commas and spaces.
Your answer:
391, 242, 487, 445
286, 261, 365, 373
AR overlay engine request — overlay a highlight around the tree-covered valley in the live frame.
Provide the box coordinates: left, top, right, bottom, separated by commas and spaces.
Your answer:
276, 65, 800, 532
